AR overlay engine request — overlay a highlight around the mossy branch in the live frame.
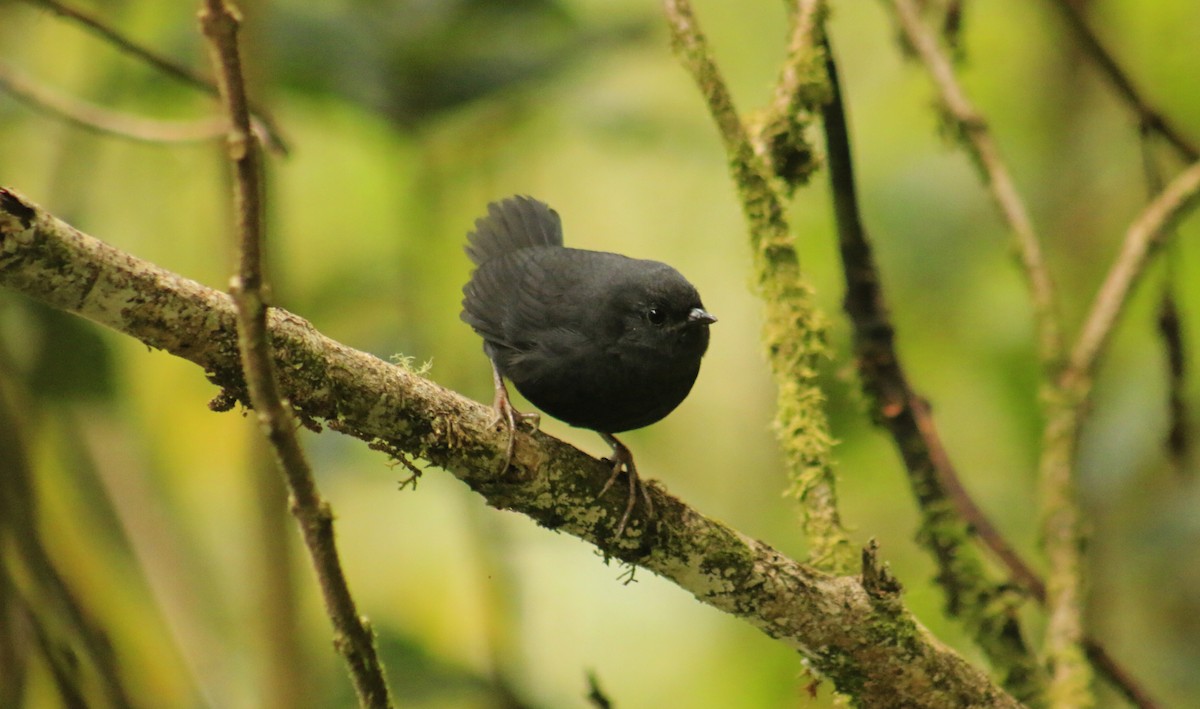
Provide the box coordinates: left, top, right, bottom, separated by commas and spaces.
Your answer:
662, 0, 853, 574
0, 186, 1022, 709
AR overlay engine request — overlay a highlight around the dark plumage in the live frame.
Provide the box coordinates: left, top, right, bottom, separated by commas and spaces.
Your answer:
461, 196, 715, 536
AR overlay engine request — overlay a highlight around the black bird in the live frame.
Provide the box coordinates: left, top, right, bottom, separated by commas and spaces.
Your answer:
461, 196, 716, 536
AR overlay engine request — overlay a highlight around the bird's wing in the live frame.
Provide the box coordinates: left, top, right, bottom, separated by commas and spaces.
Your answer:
465, 195, 563, 266
461, 247, 579, 351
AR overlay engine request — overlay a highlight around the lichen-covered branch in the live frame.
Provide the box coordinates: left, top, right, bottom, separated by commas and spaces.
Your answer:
750, 0, 828, 189
0, 187, 1022, 708
1038, 158, 1200, 707
883, 2, 1092, 702
662, 0, 853, 574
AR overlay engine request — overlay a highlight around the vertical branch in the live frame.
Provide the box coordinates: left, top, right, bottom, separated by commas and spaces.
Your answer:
751, 0, 827, 189
819, 37, 1046, 702
1036, 151, 1197, 701
663, 0, 854, 573
886, 3, 1200, 706
1156, 279, 1191, 472
1035, 389, 1091, 707
196, 2, 393, 708
1141, 136, 1193, 475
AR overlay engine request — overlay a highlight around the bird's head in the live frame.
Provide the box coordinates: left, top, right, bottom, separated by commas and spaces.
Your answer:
609, 261, 716, 362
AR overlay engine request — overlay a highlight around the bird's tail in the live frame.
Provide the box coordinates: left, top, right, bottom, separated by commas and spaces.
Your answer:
465, 195, 563, 264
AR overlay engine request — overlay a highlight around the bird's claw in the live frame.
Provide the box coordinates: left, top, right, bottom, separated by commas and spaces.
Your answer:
599, 434, 653, 540
488, 360, 539, 474
491, 392, 539, 476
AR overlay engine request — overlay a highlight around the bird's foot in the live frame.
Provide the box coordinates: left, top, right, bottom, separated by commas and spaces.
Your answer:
598, 433, 653, 540
490, 361, 539, 474
492, 391, 540, 475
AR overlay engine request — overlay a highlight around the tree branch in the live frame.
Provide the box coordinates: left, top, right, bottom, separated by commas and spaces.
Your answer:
819, 36, 1046, 703
1048, 0, 1199, 162
1036, 166, 1200, 705
662, 0, 854, 574
0, 62, 229, 144
882, 2, 1098, 701
0, 186, 1022, 709
887, 0, 1063, 370
750, 0, 827, 189
1069, 159, 1200, 381
22, 0, 288, 155
196, 2, 392, 707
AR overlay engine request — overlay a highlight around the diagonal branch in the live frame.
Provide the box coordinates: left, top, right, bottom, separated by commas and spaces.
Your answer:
22, 0, 288, 154
819, 37, 1045, 703
1068, 159, 1200, 381
0, 186, 1022, 709
888, 0, 1063, 370
0, 62, 229, 144
1048, 0, 1199, 162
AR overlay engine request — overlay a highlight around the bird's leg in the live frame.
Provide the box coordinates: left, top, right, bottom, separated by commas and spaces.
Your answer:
490, 359, 540, 472
598, 433, 653, 538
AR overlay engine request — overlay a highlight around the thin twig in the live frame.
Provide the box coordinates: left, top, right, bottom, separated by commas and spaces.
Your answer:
1048, 0, 1199, 162
1069, 159, 1200, 381
196, 2, 392, 708
889, 0, 1063, 370
662, 0, 854, 574
1142, 133, 1192, 476
0, 62, 228, 144
24, 0, 288, 154
819, 36, 1045, 702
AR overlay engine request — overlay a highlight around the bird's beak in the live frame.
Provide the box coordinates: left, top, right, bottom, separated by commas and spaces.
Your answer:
688, 307, 717, 325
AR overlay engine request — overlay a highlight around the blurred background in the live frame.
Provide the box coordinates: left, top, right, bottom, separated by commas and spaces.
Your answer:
1, 0, 1198, 706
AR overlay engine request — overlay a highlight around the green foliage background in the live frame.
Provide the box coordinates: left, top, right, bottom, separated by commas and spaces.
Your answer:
1, 1, 1198, 706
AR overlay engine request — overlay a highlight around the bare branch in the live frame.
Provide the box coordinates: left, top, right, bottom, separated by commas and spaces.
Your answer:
0, 186, 1023, 709
23, 0, 288, 154
1069, 159, 1200, 381
197, 2, 392, 707
0, 61, 228, 144
1048, 0, 1199, 162
888, 0, 1064, 370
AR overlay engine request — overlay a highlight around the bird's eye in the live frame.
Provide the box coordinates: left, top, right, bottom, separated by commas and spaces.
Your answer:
646, 307, 666, 325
